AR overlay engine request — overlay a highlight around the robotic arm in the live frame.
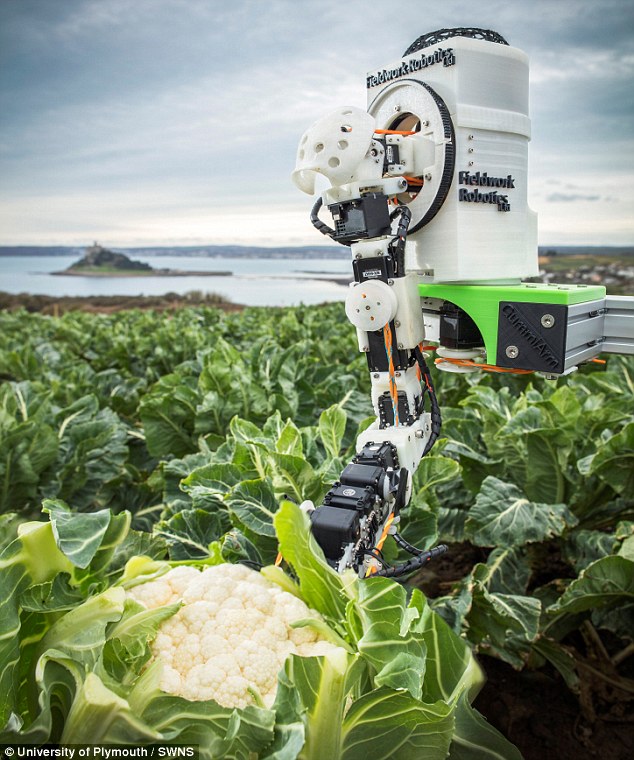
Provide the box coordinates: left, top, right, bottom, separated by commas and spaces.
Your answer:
291, 28, 634, 578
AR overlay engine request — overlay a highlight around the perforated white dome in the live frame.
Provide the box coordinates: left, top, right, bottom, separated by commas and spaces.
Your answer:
291, 106, 379, 194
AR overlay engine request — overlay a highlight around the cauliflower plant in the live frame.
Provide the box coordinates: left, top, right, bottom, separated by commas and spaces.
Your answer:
128, 562, 341, 709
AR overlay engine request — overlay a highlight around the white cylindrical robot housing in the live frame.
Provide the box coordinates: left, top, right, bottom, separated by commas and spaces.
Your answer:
366, 30, 538, 283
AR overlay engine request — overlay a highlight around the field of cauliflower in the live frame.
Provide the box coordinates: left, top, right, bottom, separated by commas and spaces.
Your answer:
1, 303, 632, 759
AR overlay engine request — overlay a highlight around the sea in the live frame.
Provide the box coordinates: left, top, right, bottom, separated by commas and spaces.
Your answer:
0, 254, 352, 307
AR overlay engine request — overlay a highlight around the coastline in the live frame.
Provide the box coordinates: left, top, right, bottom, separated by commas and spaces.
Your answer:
0, 290, 243, 314
52, 268, 233, 277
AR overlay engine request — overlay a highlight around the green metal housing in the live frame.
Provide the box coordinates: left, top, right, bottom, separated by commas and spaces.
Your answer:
418, 282, 606, 364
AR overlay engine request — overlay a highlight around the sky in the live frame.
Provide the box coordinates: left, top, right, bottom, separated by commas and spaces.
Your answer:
0, 0, 633, 248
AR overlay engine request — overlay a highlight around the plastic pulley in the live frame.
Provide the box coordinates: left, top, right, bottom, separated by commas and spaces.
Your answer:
345, 280, 398, 331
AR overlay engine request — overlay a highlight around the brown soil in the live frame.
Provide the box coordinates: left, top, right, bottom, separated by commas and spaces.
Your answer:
0, 291, 243, 314
416, 540, 634, 759
476, 656, 634, 759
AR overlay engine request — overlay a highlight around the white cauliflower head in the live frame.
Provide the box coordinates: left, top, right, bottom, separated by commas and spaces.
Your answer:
127, 562, 342, 709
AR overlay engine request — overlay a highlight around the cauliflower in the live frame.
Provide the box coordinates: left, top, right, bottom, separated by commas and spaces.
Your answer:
127, 562, 342, 709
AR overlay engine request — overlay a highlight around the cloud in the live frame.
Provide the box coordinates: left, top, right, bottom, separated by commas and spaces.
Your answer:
1, 0, 633, 245
546, 192, 602, 202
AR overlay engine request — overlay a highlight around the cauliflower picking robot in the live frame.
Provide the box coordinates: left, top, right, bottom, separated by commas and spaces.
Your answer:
291, 29, 634, 578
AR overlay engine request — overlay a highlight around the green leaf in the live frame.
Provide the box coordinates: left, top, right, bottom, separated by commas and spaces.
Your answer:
524, 432, 565, 504
266, 451, 323, 504
580, 422, 634, 495
182, 463, 243, 498
61, 672, 160, 743
273, 501, 353, 625
412, 455, 461, 497
400, 501, 439, 550
355, 578, 426, 700
466, 585, 541, 668
276, 419, 304, 457
19, 574, 85, 613
563, 529, 616, 572
154, 509, 229, 560
283, 649, 356, 759
45, 395, 130, 510
341, 689, 454, 760
226, 479, 280, 537
37, 587, 126, 669
448, 692, 523, 760
0, 522, 73, 725
414, 591, 484, 705
465, 477, 577, 547
142, 693, 276, 759
220, 529, 263, 566
619, 535, 634, 561
531, 638, 580, 693
43, 500, 114, 569
140, 375, 199, 457
477, 547, 531, 596
548, 555, 634, 615
318, 403, 347, 459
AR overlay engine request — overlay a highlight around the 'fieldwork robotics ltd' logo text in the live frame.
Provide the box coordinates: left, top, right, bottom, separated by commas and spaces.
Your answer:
458, 170, 514, 211
366, 48, 455, 88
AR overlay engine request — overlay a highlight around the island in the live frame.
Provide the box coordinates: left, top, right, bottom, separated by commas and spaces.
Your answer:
53, 243, 231, 277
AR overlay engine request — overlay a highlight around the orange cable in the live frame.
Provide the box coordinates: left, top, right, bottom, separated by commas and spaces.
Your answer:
375, 512, 395, 553
434, 357, 534, 375
366, 512, 396, 577
374, 129, 416, 135
383, 324, 400, 425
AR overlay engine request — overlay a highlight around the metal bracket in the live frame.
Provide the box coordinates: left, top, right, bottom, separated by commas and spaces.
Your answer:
602, 296, 634, 355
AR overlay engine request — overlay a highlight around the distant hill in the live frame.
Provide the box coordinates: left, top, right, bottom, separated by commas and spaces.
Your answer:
51, 243, 231, 279
66, 244, 153, 272
537, 246, 634, 257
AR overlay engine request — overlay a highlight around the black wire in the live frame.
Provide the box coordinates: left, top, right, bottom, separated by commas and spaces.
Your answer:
393, 532, 424, 556
310, 197, 348, 246
388, 206, 412, 276
375, 544, 448, 578
413, 344, 442, 455
364, 549, 389, 569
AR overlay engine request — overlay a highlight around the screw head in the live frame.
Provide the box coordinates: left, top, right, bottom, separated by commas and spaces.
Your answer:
506, 345, 519, 359
424, 173, 432, 181
541, 314, 555, 328
394, 320, 401, 327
